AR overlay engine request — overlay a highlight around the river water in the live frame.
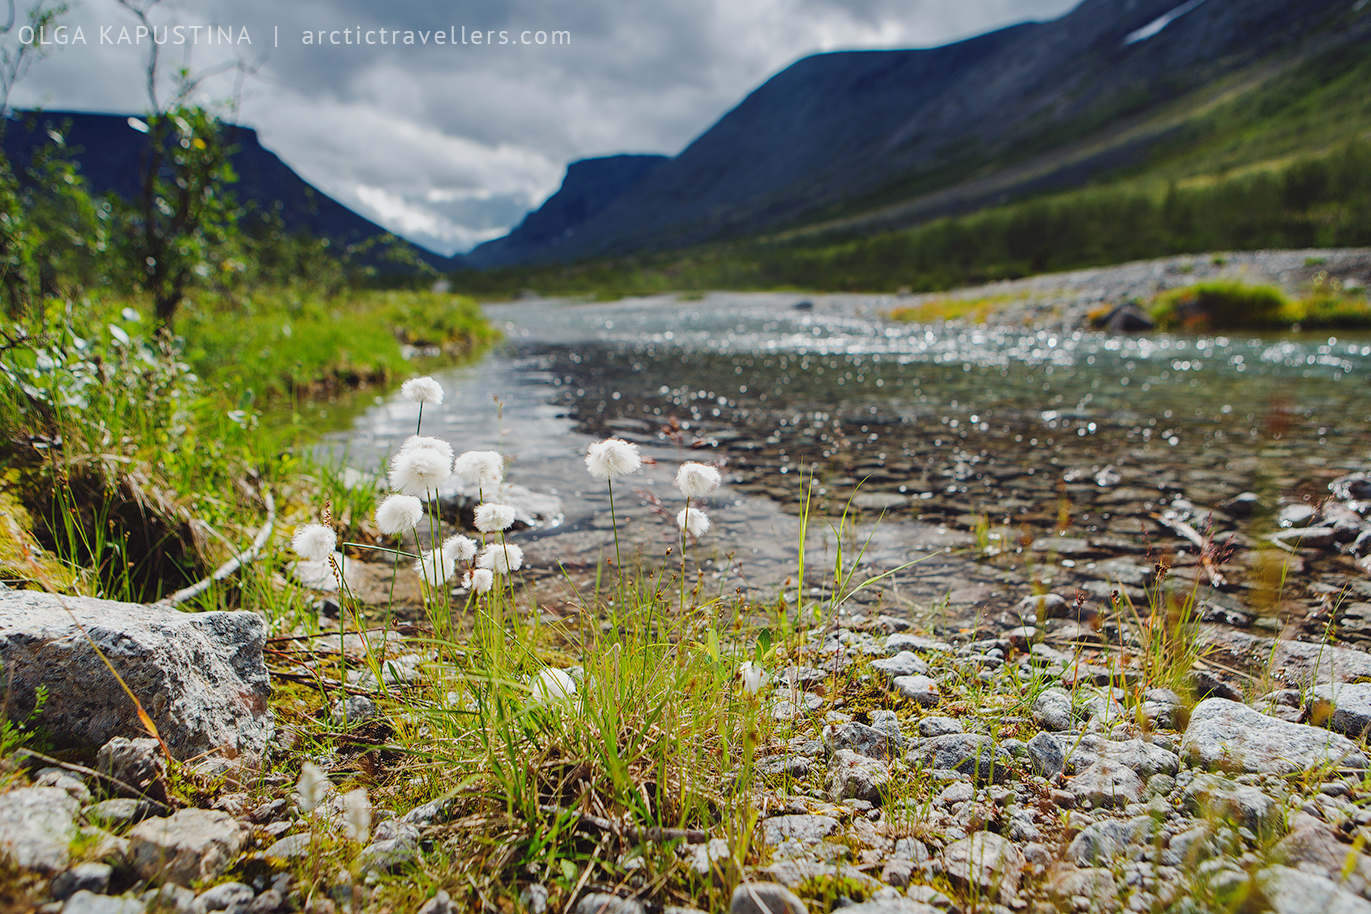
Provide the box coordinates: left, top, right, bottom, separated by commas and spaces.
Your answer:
321, 293, 1371, 625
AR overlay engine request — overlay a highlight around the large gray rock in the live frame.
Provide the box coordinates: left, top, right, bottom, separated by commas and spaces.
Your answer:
1258, 865, 1371, 914
1274, 822, 1371, 898
1067, 817, 1155, 866
1309, 683, 1371, 739
1032, 688, 1077, 731
826, 721, 904, 760
51, 863, 114, 901
61, 891, 145, 914
0, 591, 271, 763
730, 883, 808, 914
1181, 698, 1368, 775
1182, 773, 1281, 835
918, 735, 1014, 784
1064, 735, 1179, 779
0, 786, 79, 874
128, 809, 248, 885
831, 900, 939, 914
826, 750, 890, 804
1070, 759, 1144, 809
1027, 732, 1065, 778
941, 832, 1024, 901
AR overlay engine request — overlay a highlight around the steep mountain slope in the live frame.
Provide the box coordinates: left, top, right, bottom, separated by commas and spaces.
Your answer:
1, 110, 454, 271
478, 0, 1368, 267
465, 154, 666, 268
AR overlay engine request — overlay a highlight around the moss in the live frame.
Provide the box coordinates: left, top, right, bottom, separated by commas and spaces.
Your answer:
0, 485, 75, 592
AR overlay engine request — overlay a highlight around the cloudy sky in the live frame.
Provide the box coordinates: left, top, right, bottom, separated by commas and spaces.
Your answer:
9, 0, 1079, 256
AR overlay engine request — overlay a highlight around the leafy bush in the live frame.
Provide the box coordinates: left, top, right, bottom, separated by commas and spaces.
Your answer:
1150, 282, 1291, 330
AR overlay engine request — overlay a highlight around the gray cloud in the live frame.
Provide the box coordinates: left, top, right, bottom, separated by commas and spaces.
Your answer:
10, 0, 1078, 255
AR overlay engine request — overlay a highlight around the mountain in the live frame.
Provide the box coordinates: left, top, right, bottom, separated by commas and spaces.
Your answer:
465, 154, 666, 268
470, 0, 1370, 268
1, 110, 454, 272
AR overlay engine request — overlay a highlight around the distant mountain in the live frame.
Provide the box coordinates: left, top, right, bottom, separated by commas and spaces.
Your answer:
1, 110, 454, 272
466, 154, 666, 268
471, 0, 1369, 267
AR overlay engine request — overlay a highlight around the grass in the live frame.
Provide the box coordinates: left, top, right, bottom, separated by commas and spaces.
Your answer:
887, 295, 1024, 325
1149, 280, 1371, 331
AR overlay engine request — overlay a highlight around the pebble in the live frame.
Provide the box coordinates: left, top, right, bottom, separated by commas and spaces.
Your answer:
128, 809, 248, 885
0, 787, 79, 874
50, 863, 113, 901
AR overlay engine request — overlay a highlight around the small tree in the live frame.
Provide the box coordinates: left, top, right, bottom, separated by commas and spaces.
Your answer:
118, 106, 240, 326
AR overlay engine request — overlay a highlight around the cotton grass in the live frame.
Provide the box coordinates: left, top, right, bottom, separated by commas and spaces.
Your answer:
400, 376, 444, 405
375, 494, 424, 534
454, 450, 504, 488
463, 568, 495, 594
477, 543, 524, 574
474, 503, 516, 533
676, 507, 710, 538
675, 462, 721, 498
585, 438, 641, 480
291, 523, 336, 562
390, 446, 452, 496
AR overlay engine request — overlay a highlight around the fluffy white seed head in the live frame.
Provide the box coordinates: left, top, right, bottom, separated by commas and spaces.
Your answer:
291, 524, 336, 562
585, 438, 641, 481
389, 447, 452, 496
462, 568, 495, 594
453, 450, 504, 488
477, 543, 524, 574
341, 787, 371, 843
374, 494, 424, 534
737, 661, 768, 694
676, 507, 711, 538
442, 534, 477, 564
530, 667, 576, 705
675, 462, 722, 498
294, 761, 330, 813
399, 435, 454, 464
474, 503, 516, 533
414, 546, 457, 585
400, 376, 444, 405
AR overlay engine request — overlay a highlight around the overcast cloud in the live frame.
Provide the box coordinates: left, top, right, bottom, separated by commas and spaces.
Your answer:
9, 0, 1079, 256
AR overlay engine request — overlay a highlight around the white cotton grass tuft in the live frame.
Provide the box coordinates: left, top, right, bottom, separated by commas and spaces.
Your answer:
374, 494, 424, 534
341, 787, 371, 843
400, 376, 444, 405
585, 438, 641, 480
442, 534, 477, 564
676, 507, 710, 538
529, 667, 576, 705
414, 546, 457, 585
737, 661, 768, 694
477, 542, 524, 574
675, 462, 722, 498
291, 524, 336, 562
453, 450, 504, 488
294, 761, 330, 813
474, 503, 516, 533
400, 435, 455, 464
389, 446, 452, 497
462, 568, 495, 594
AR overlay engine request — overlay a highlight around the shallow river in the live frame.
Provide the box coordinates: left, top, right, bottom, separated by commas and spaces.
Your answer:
321, 293, 1371, 624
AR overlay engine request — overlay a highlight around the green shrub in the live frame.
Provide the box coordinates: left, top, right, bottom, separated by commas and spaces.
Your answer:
1150, 282, 1290, 330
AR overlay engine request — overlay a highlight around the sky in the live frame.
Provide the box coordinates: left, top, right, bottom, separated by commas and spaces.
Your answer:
7, 0, 1080, 257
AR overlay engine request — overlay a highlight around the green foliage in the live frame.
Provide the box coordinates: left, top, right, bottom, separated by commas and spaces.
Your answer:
116, 107, 242, 325
1151, 282, 1291, 331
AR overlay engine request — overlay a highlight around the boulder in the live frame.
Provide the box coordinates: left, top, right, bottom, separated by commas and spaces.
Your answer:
0, 787, 79, 873
730, 884, 807, 914
1257, 865, 1371, 914
1181, 698, 1368, 775
0, 591, 271, 763
1308, 683, 1371, 738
